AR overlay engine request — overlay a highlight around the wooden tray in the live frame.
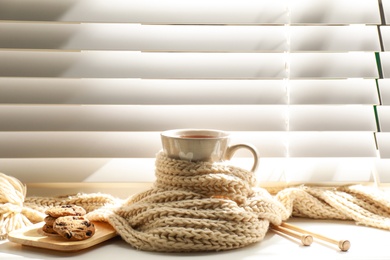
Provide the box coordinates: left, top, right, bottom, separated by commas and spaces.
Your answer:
8, 221, 117, 252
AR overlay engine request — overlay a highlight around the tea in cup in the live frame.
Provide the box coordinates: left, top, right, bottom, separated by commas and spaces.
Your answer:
160, 129, 259, 172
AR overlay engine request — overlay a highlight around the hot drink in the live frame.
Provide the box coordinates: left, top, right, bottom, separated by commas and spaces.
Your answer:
180, 135, 215, 139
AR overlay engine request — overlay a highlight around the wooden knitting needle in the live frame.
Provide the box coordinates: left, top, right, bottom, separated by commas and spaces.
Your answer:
281, 222, 351, 251
271, 224, 313, 246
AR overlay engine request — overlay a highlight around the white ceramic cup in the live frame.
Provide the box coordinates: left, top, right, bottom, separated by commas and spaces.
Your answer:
160, 129, 259, 172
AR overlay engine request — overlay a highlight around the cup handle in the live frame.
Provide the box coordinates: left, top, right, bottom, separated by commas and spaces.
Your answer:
225, 143, 259, 173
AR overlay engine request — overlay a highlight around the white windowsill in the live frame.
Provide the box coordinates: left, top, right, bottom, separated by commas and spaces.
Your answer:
1, 218, 389, 260
1, 184, 390, 259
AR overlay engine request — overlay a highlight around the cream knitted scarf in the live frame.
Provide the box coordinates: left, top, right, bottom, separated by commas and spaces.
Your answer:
1, 151, 390, 252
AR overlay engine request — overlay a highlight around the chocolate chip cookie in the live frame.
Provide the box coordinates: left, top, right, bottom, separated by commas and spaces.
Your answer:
42, 223, 58, 234
45, 205, 86, 218
53, 216, 95, 241
44, 215, 57, 226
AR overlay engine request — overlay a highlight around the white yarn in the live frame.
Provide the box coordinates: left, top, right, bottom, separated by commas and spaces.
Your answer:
0, 173, 33, 239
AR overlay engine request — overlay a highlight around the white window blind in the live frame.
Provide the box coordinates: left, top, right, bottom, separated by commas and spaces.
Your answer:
0, 0, 389, 189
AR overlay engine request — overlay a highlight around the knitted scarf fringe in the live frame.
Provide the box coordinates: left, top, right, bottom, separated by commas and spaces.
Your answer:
1, 152, 390, 251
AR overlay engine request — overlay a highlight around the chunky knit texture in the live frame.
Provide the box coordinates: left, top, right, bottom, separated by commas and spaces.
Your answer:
1, 152, 390, 251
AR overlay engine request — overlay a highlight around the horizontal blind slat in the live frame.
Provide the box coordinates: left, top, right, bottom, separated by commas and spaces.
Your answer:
280, 158, 375, 183
0, 78, 287, 105
0, 105, 376, 132
0, 0, 288, 24
0, 23, 380, 52
0, 0, 380, 24
0, 23, 287, 52
377, 106, 390, 131
288, 0, 380, 24
0, 78, 378, 105
0, 51, 287, 78
289, 79, 379, 104
0, 158, 158, 183
382, 0, 390, 25
380, 26, 390, 51
379, 52, 390, 78
0, 105, 287, 131
0, 132, 161, 158
290, 25, 380, 52
0, 132, 287, 158
289, 53, 378, 78
376, 133, 390, 158
289, 105, 377, 131
378, 79, 390, 105
0, 51, 378, 78
288, 132, 377, 157
0, 132, 377, 158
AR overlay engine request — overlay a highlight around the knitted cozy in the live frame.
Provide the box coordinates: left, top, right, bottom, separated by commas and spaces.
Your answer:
1, 151, 390, 252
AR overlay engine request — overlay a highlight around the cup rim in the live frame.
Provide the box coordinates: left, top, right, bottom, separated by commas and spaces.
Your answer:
161, 129, 229, 139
